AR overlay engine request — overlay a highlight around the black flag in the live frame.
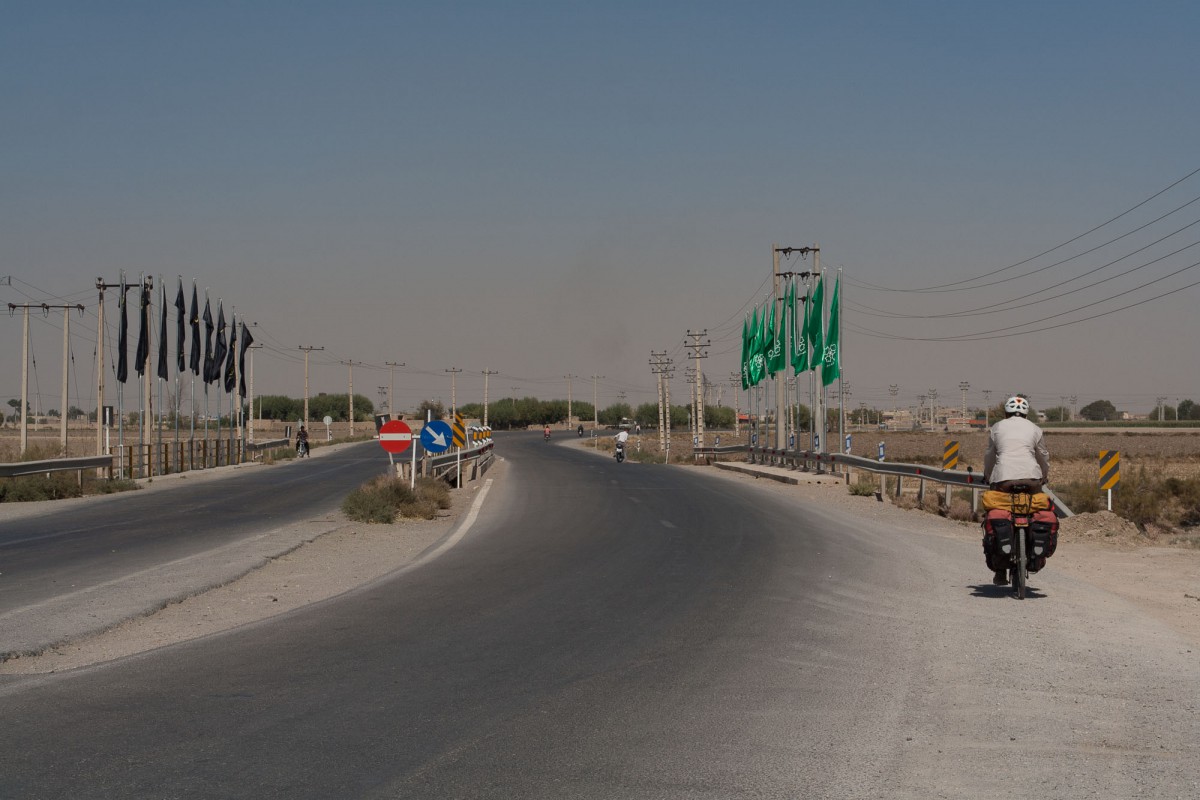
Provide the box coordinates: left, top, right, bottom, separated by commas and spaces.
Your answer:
189, 284, 201, 376
134, 283, 150, 377
202, 298, 215, 383
212, 303, 227, 385
174, 279, 186, 373
157, 282, 169, 380
223, 313, 238, 393
116, 277, 129, 384
238, 321, 254, 398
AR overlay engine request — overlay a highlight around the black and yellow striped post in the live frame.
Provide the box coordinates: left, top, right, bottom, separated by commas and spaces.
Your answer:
452, 412, 466, 448
942, 440, 960, 508
942, 440, 960, 470
1099, 450, 1120, 510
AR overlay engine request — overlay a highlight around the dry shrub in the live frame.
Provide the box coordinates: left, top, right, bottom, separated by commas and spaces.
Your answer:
947, 498, 975, 522
849, 477, 877, 497
0, 473, 82, 503
919, 491, 942, 514
892, 494, 919, 511
343, 474, 452, 523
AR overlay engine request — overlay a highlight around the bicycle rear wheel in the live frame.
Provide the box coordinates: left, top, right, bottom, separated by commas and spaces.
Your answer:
1013, 527, 1028, 599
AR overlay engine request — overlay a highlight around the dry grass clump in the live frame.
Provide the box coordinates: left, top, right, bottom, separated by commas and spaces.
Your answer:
848, 477, 877, 497
342, 475, 452, 523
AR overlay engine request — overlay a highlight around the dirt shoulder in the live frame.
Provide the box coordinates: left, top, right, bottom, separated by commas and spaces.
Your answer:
5, 449, 1197, 675
702, 461, 1200, 647
0, 459, 497, 676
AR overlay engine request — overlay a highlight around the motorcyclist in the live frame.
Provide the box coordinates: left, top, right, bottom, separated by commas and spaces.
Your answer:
296, 425, 310, 457
615, 428, 630, 447
981, 396, 1051, 585
577, 424, 584, 437
543, 424, 551, 440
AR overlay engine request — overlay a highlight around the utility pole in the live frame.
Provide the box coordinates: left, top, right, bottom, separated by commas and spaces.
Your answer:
917, 394, 927, 428
511, 387, 519, 412
889, 384, 899, 423
1069, 395, 1077, 422
481, 369, 498, 427
385, 361, 404, 415
730, 371, 741, 438
650, 352, 672, 456
685, 329, 710, 448
1157, 396, 1167, 422
591, 375, 604, 430
445, 367, 462, 420
928, 389, 939, 428
57, 304, 85, 453
8, 303, 39, 454
342, 360, 360, 435
246, 343, 263, 441
298, 346, 324, 425
959, 381, 970, 427
563, 374, 577, 425
982, 389, 992, 429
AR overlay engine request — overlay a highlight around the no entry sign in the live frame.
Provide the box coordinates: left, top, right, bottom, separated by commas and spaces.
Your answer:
379, 419, 413, 454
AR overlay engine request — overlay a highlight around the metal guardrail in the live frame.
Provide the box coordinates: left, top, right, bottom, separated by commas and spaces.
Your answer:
426, 441, 496, 486
695, 444, 1073, 517
0, 455, 114, 481
245, 438, 291, 452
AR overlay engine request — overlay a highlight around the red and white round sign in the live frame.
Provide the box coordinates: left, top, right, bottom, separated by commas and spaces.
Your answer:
379, 419, 413, 454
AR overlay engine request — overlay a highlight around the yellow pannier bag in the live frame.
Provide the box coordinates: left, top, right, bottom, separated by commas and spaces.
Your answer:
982, 490, 1052, 512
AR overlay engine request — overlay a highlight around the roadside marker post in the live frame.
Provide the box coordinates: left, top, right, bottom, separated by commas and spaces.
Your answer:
1099, 450, 1120, 511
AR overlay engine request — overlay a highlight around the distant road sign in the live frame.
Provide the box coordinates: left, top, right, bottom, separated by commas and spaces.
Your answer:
379, 419, 413, 454
421, 420, 453, 453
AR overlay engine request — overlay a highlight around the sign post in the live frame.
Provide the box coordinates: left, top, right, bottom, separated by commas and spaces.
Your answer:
379, 419, 413, 484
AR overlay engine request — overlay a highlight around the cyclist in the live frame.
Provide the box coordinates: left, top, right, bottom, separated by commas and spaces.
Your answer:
981, 396, 1051, 584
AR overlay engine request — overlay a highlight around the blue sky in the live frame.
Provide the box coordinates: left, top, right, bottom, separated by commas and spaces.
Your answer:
3, 1, 1198, 418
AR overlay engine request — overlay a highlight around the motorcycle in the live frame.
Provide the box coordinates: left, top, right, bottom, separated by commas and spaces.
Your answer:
543, 430, 551, 441
296, 439, 310, 458
988, 483, 1057, 599
577, 425, 584, 438
614, 440, 626, 463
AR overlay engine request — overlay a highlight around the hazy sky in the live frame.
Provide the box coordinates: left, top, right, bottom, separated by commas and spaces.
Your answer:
3, 1, 1198, 418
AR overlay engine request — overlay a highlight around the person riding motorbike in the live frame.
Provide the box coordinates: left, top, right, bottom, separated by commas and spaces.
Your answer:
614, 428, 630, 461
543, 425, 551, 440
296, 425, 310, 457
577, 424, 584, 437
981, 396, 1053, 585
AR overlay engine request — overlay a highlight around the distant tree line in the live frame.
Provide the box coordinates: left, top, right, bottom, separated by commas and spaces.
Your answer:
255, 393, 375, 423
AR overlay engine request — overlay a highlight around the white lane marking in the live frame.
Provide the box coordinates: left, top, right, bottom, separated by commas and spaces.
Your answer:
660, 520, 676, 529
410, 478, 493, 568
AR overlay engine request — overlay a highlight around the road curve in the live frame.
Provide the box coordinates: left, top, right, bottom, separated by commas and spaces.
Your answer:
1, 433, 1196, 798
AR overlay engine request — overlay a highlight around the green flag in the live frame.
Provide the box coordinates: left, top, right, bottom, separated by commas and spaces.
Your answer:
790, 279, 808, 374
807, 275, 824, 373
747, 306, 764, 386
765, 297, 784, 376
822, 274, 840, 387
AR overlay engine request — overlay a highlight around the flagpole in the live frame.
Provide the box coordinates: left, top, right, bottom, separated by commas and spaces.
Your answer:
837, 267, 844, 462
157, 276, 165, 476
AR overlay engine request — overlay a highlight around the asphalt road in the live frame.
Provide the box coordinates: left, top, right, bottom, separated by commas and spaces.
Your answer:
1, 434, 1196, 798
0, 441, 391, 657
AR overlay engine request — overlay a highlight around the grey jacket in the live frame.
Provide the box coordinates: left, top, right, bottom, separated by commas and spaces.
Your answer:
983, 416, 1050, 485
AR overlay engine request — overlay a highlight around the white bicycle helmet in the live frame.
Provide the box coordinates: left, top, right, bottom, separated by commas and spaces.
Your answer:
1004, 395, 1030, 416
